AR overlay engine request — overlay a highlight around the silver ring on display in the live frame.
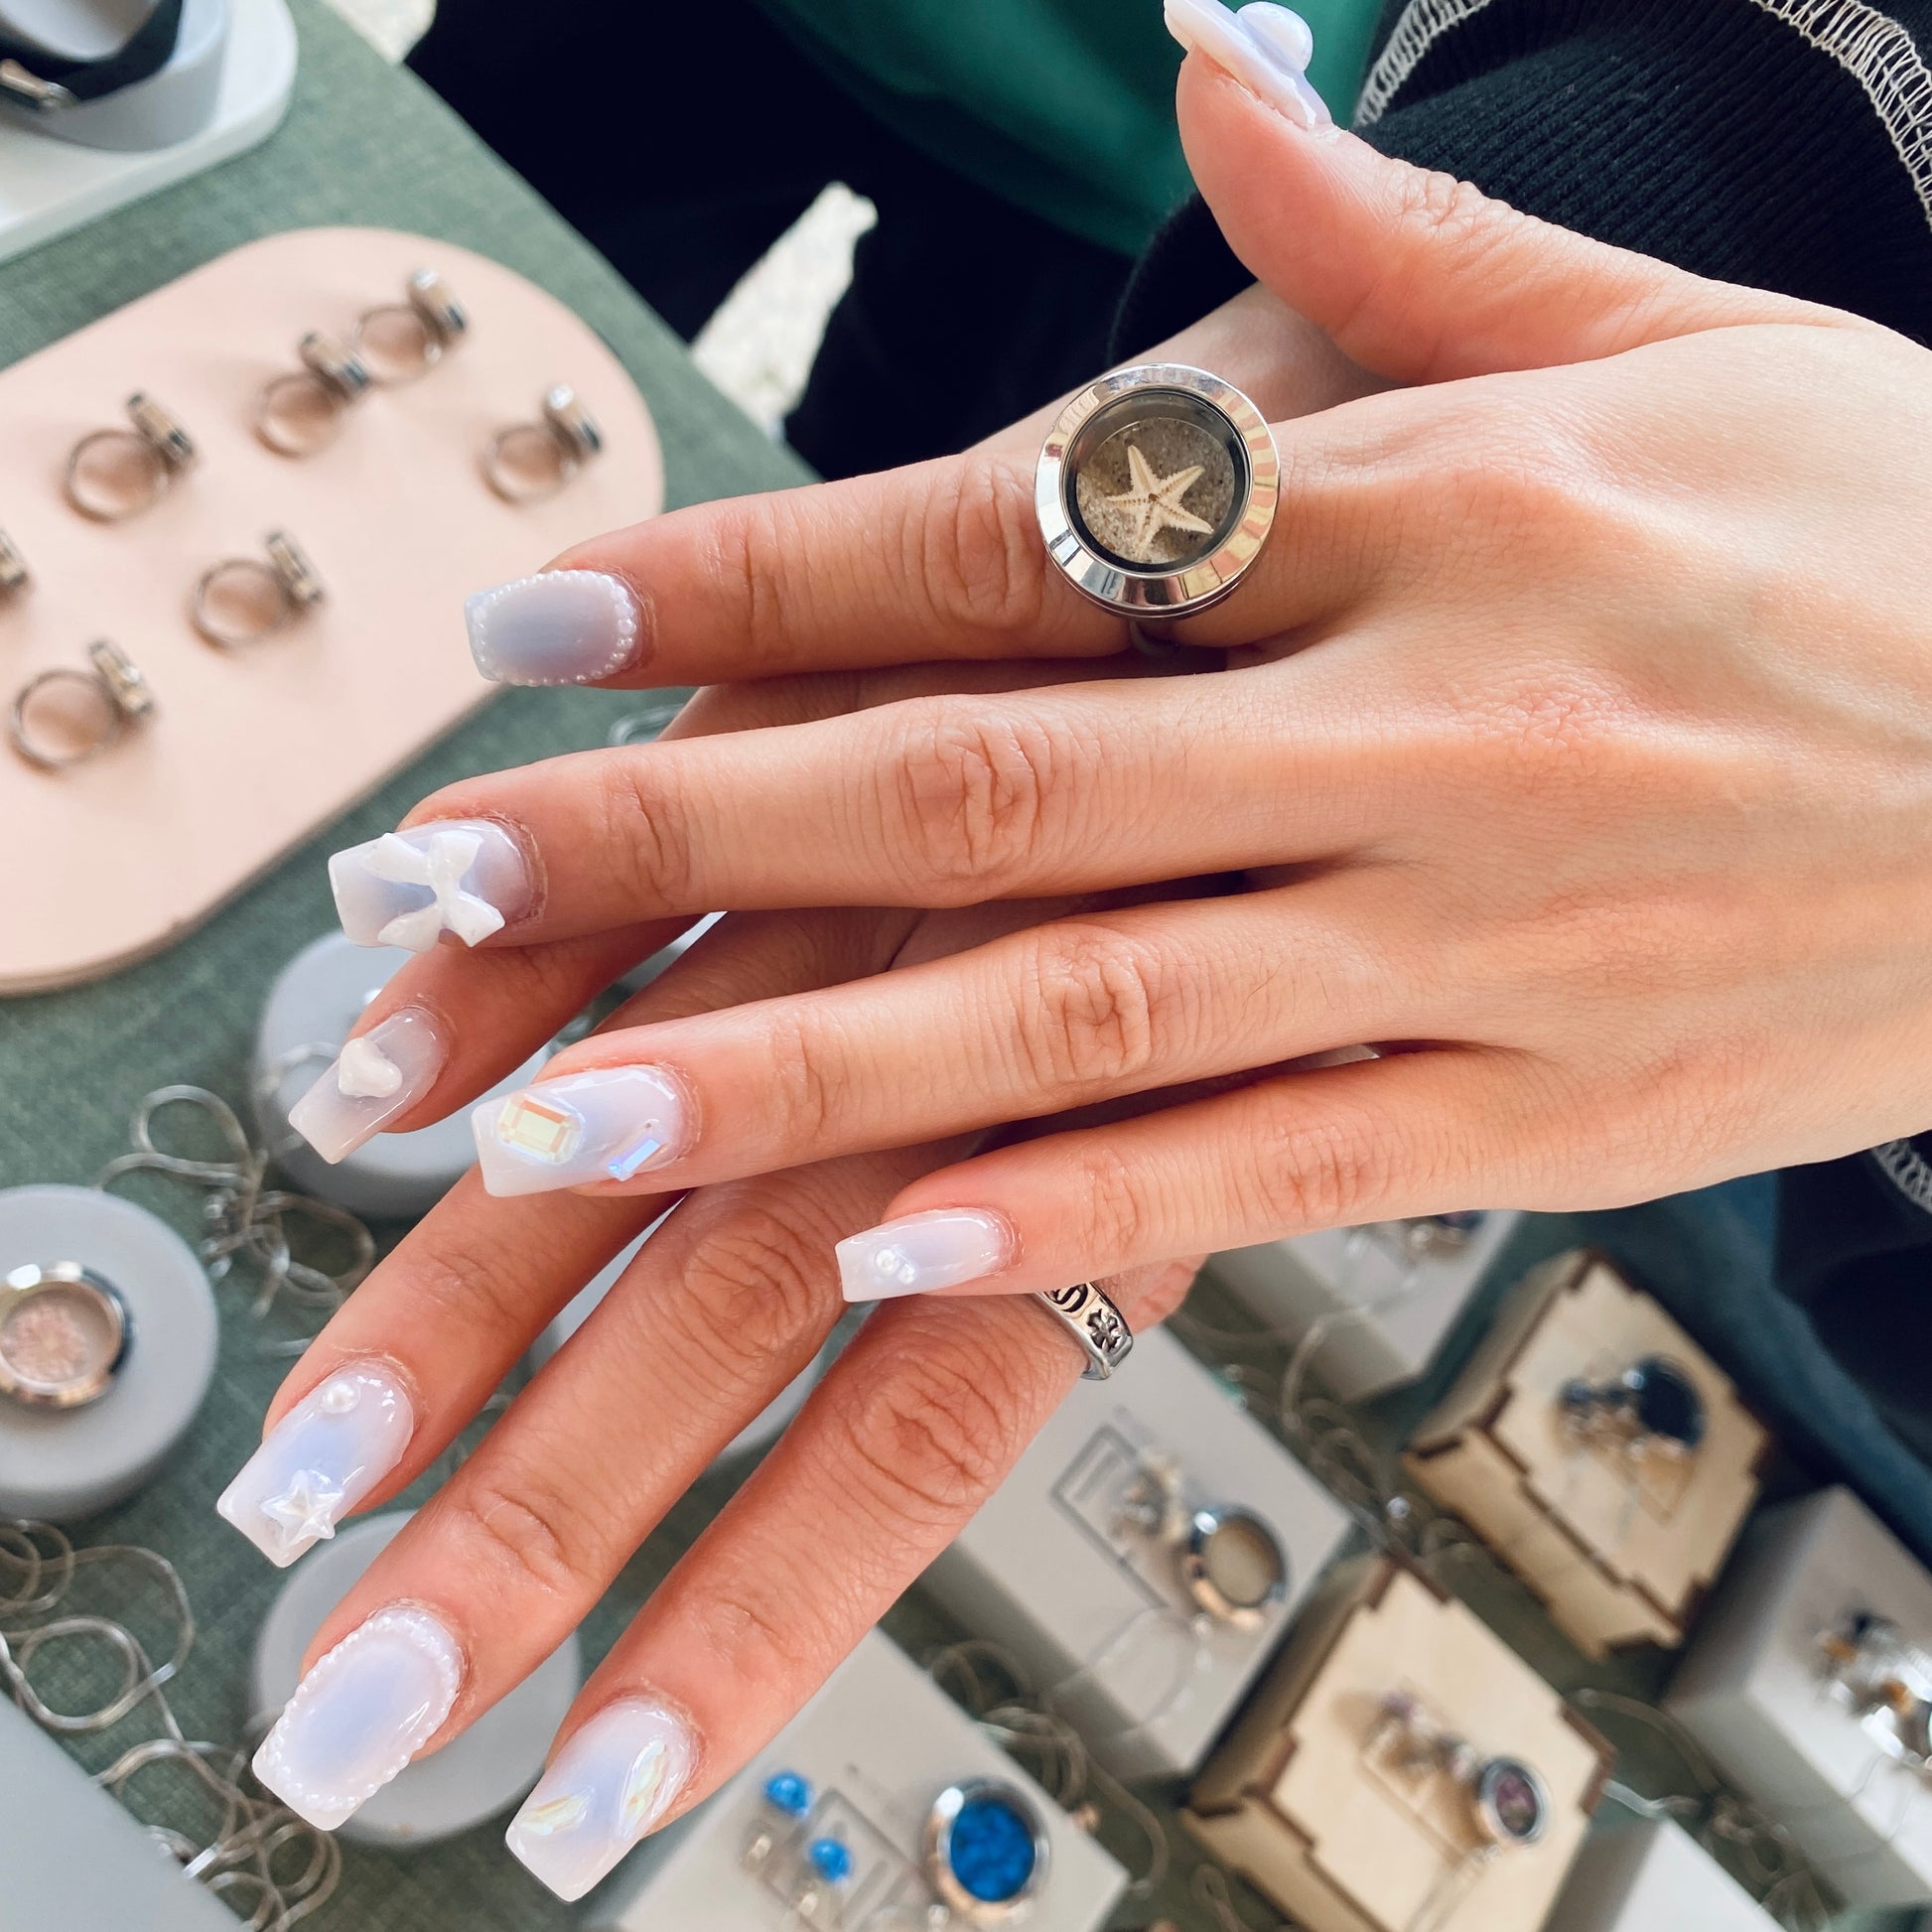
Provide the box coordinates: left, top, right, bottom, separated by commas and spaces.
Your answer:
0, 1260, 130, 1408
1036, 362, 1278, 627
481, 383, 606, 502
0, 528, 28, 597
350, 267, 470, 385
922, 1778, 1050, 1924
65, 391, 199, 520
1034, 1280, 1133, 1380
254, 333, 372, 457
9, 639, 156, 771
1181, 1505, 1290, 1629
190, 530, 327, 648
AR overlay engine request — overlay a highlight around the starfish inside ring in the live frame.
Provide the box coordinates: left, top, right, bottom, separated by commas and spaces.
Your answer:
1103, 444, 1214, 552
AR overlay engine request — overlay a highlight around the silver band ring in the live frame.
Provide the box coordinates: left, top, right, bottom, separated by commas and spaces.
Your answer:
0, 528, 28, 597
256, 332, 372, 457
65, 391, 198, 520
191, 531, 326, 648
0, 1261, 129, 1409
1035, 1280, 1133, 1380
482, 384, 605, 502
1036, 362, 1278, 625
351, 267, 470, 386
10, 639, 155, 770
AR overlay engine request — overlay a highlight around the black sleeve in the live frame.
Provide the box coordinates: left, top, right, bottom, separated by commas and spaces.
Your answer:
1115, 0, 1932, 354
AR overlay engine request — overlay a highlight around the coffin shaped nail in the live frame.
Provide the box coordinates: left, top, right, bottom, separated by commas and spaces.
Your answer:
329, 818, 532, 952
472, 1066, 691, 1197
217, 1364, 416, 1567
837, 1208, 1018, 1303
505, 1698, 696, 1900
287, 1007, 449, 1164
253, 1605, 464, 1830
465, 570, 644, 687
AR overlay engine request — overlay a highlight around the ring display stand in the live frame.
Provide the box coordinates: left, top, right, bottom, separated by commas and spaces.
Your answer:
0, 0, 294, 264
0, 225, 666, 994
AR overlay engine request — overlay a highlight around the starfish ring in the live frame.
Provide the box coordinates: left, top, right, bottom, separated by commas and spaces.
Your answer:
1035, 363, 1279, 628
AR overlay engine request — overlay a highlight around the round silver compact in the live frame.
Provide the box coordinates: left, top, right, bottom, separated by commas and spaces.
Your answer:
1181, 1506, 1289, 1630
924, 1778, 1049, 1923
0, 1260, 128, 1408
1035, 363, 1278, 624
1471, 1756, 1550, 1849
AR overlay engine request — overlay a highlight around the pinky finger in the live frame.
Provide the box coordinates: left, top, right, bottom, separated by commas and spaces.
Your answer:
834, 1048, 1545, 1302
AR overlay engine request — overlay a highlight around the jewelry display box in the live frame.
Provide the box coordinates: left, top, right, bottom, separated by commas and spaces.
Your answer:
1402, 1249, 1769, 1659
1666, 1486, 1932, 1907
920, 1325, 1351, 1781
0, 225, 664, 995
1183, 1557, 1609, 1932
1549, 1817, 1780, 1932
1201, 1212, 1522, 1402
585, 1627, 1127, 1932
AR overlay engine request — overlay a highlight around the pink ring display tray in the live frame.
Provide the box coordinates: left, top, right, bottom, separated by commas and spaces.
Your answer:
0, 226, 665, 994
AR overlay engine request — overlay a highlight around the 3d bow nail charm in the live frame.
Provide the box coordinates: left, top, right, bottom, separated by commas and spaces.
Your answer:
362, 828, 505, 950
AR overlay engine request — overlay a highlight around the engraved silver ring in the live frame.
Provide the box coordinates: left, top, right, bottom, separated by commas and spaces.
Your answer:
1034, 1280, 1133, 1380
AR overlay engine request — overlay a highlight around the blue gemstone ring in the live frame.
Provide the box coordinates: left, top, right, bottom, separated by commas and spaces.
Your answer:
923, 1778, 1049, 1922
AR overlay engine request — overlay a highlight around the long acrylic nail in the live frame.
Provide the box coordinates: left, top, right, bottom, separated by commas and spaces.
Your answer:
465, 570, 645, 687
472, 1066, 691, 1196
329, 818, 532, 952
217, 1364, 415, 1567
1165, 0, 1331, 130
287, 1007, 449, 1163
252, 1605, 464, 1830
837, 1208, 1017, 1303
505, 1698, 696, 1901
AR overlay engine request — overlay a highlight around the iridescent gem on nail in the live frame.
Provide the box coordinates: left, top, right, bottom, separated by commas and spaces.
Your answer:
496, 1090, 584, 1164
472, 1066, 690, 1199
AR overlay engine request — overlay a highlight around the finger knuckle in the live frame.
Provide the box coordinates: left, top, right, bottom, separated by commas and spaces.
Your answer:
1245, 1101, 1395, 1234
437, 1469, 596, 1604
911, 453, 1051, 643
665, 1198, 842, 1373
833, 1339, 1029, 1531
1398, 164, 1505, 262
599, 752, 700, 910
884, 701, 1059, 899
1070, 1136, 1157, 1262
1016, 923, 1172, 1094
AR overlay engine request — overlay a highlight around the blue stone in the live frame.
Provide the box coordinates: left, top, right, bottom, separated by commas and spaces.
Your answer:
948, 1795, 1037, 1903
763, 1770, 813, 1818
807, 1838, 853, 1884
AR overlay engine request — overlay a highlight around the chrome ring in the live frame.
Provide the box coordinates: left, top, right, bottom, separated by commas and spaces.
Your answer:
65, 392, 198, 520
351, 268, 470, 385
0, 1260, 130, 1408
10, 639, 155, 770
1181, 1505, 1290, 1630
923, 1779, 1049, 1924
0, 528, 28, 597
1034, 1280, 1133, 1380
1036, 362, 1278, 624
190, 531, 326, 648
481, 384, 605, 502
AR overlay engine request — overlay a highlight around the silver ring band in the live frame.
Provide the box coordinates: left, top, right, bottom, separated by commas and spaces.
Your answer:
9, 639, 155, 770
1034, 1281, 1133, 1380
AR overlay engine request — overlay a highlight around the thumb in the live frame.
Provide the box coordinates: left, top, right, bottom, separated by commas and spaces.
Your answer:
1168, 0, 1830, 384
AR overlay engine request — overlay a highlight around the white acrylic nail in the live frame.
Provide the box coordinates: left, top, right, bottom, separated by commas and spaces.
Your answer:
1240, 2, 1315, 73
836, 1208, 1017, 1303
465, 570, 644, 687
471, 1066, 691, 1197
287, 1007, 449, 1164
252, 1605, 464, 1830
505, 1698, 695, 1901
217, 1364, 416, 1567
329, 819, 532, 952
1165, 0, 1331, 129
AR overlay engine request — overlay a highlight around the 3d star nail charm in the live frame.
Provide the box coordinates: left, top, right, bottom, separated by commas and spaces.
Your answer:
260, 1467, 347, 1555
362, 829, 505, 951
1104, 444, 1215, 552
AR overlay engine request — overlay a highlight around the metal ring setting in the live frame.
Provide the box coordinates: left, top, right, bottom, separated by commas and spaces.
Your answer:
351, 268, 470, 385
1181, 1505, 1290, 1629
923, 1778, 1049, 1923
0, 1260, 130, 1408
1036, 363, 1278, 623
9, 639, 155, 770
482, 383, 606, 502
191, 531, 327, 648
65, 391, 198, 520
1034, 1280, 1133, 1380
0, 528, 28, 597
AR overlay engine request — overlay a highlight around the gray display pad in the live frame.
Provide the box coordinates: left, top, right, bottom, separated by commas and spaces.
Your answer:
0, 1182, 217, 1520
921, 1325, 1352, 1780
253, 930, 552, 1220
0, 1697, 241, 1931
251, 1510, 581, 1847
587, 1628, 1125, 1930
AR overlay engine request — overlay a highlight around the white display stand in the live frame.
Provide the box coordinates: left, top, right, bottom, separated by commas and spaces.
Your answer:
1202, 1212, 1523, 1401
1550, 1818, 1778, 1932
922, 1326, 1351, 1780
0, 0, 294, 266
586, 1629, 1126, 1932
1666, 1487, 1932, 1907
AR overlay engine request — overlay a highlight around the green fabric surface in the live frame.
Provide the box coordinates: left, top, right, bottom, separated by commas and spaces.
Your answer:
751, 0, 1386, 257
